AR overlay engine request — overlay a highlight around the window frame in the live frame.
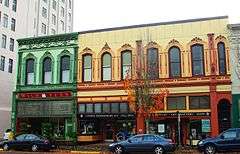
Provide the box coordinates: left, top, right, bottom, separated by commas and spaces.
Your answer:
167, 96, 186, 110
8, 58, 13, 73
147, 48, 159, 79
217, 42, 227, 75
60, 55, 70, 83
25, 58, 35, 85
2, 34, 7, 49
11, 18, 16, 31
0, 56, 5, 71
9, 38, 14, 51
101, 52, 112, 81
121, 50, 132, 80
42, 57, 52, 84
189, 96, 210, 109
82, 54, 92, 82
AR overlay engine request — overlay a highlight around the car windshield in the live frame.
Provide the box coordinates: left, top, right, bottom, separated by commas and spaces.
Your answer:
15, 134, 26, 140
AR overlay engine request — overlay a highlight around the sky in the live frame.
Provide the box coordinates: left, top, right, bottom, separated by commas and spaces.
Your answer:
73, 0, 240, 32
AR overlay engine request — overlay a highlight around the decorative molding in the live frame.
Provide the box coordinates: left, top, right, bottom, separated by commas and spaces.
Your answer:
121, 44, 133, 50
215, 35, 227, 41
169, 39, 179, 45
102, 42, 111, 51
191, 37, 203, 44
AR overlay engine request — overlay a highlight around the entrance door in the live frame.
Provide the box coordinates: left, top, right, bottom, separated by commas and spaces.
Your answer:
105, 123, 114, 141
218, 100, 231, 133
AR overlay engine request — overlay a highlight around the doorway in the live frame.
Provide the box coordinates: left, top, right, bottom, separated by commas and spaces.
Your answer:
218, 99, 231, 133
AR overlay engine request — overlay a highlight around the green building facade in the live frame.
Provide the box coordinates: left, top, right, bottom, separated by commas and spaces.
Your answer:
11, 33, 79, 141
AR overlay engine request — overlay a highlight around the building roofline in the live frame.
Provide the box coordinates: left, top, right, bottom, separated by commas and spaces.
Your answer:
79, 16, 228, 34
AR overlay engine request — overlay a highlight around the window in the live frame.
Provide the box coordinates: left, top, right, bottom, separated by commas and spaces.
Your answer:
41, 23, 46, 34
147, 48, 159, 79
167, 96, 186, 110
169, 47, 181, 77
12, 0, 17, 11
52, 0, 56, 10
9, 38, 14, 51
222, 130, 237, 139
143, 135, 156, 142
78, 104, 85, 113
86, 104, 93, 113
189, 96, 210, 109
3, 14, 8, 28
121, 51, 132, 79
0, 0, 2, 4
15, 134, 26, 141
218, 42, 226, 75
26, 59, 35, 85
62, 0, 65, 3
111, 103, 119, 113
69, 0, 71, 9
130, 136, 142, 143
83, 54, 92, 82
42, 7, 47, 18
0, 11, 1, 24
52, 14, 56, 25
102, 53, 111, 81
102, 103, 110, 113
4, 0, 9, 7
8, 58, 13, 73
94, 104, 102, 113
43, 0, 47, 3
2, 34, 7, 48
68, 13, 71, 22
191, 44, 204, 76
61, 7, 64, 17
60, 56, 70, 83
11, 18, 16, 31
120, 103, 128, 113
43, 57, 52, 84
60, 20, 64, 31
51, 29, 56, 35
0, 56, 5, 71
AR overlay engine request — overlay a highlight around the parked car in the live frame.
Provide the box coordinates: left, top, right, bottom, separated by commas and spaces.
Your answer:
0, 134, 55, 152
198, 128, 240, 154
109, 134, 176, 154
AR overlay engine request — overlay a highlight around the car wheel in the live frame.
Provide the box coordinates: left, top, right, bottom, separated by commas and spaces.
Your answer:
114, 145, 123, 154
31, 144, 38, 152
3, 143, 9, 151
204, 144, 216, 154
154, 146, 164, 154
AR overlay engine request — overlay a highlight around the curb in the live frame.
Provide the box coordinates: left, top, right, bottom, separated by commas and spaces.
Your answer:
70, 151, 101, 154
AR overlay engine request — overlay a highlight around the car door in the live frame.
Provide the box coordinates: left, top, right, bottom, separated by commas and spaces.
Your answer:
125, 135, 144, 152
216, 130, 237, 151
12, 134, 27, 150
25, 134, 39, 149
142, 135, 156, 151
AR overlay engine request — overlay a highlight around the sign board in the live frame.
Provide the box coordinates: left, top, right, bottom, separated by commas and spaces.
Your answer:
201, 119, 211, 132
158, 124, 165, 133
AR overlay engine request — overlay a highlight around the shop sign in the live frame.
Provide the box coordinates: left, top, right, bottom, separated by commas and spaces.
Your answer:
80, 114, 135, 119
201, 119, 211, 132
158, 124, 165, 133
17, 101, 73, 117
154, 112, 211, 117
17, 91, 72, 100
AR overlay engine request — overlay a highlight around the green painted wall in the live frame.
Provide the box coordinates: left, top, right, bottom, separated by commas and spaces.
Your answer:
232, 94, 240, 128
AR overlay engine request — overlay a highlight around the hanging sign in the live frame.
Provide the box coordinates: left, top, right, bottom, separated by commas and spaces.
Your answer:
201, 119, 211, 132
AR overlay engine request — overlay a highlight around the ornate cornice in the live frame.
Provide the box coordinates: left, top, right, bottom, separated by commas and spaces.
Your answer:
191, 37, 203, 44
102, 42, 111, 51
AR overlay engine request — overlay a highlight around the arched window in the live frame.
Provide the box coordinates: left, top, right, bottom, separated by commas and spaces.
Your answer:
218, 42, 226, 75
102, 53, 111, 81
121, 51, 132, 79
26, 58, 35, 85
147, 48, 159, 79
60, 56, 70, 83
191, 44, 204, 76
83, 54, 92, 82
43, 57, 52, 84
169, 47, 181, 77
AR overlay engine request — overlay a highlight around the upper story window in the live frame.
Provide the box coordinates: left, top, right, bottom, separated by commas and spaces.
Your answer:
121, 51, 132, 79
68, 13, 71, 22
191, 44, 204, 76
52, 14, 56, 25
101, 53, 111, 81
9, 38, 14, 51
1, 34, 7, 48
69, 0, 72, 9
0, 56, 5, 71
43, 57, 52, 84
12, 0, 17, 12
41, 23, 46, 34
52, 0, 56, 10
42, 7, 47, 18
147, 48, 159, 79
4, 0, 9, 7
167, 96, 186, 110
218, 42, 226, 75
83, 54, 92, 82
169, 47, 181, 78
51, 28, 56, 35
60, 20, 64, 31
3, 14, 8, 28
60, 56, 70, 83
8, 58, 13, 73
189, 96, 210, 109
61, 7, 64, 17
26, 59, 35, 85
11, 18, 16, 31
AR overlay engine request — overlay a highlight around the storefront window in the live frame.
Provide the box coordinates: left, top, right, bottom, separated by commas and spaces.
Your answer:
167, 96, 186, 110
111, 103, 119, 113
80, 121, 100, 135
189, 96, 210, 109
94, 103, 102, 113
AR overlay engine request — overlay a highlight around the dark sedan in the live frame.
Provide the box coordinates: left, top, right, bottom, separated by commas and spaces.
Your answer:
0, 134, 55, 152
198, 128, 240, 154
109, 134, 176, 154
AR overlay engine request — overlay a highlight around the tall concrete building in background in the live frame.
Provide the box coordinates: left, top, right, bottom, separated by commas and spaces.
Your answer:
0, 0, 74, 136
